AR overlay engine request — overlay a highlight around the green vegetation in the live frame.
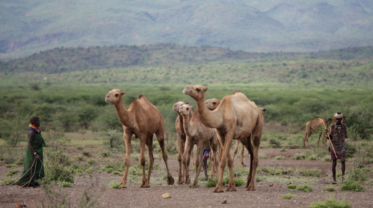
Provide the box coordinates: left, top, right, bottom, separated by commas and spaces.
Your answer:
205, 178, 245, 188
109, 183, 123, 189
322, 186, 336, 192
281, 193, 295, 199
297, 169, 322, 177
309, 195, 352, 208
296, 184, 313, 192
5, 164, 17, 168
1, 178, 18, 185
340, 181, 364, 192
287, 184, 297, 189
6, 169, 20, 176
59, 181, 74, 188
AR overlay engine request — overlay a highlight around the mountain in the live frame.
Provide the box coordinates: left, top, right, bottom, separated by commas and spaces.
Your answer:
1, 0, 373, 60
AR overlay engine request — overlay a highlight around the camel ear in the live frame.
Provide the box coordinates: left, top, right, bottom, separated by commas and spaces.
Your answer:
121, 92, 126, 96
203, 87, 208, 92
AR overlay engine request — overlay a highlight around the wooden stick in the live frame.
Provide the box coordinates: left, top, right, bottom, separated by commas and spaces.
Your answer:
321, 121, 338, 159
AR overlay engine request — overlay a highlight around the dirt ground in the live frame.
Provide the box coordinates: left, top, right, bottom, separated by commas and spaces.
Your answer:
1, 138, 372, 208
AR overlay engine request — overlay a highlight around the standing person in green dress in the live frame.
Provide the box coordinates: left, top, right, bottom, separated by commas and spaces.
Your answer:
17, 116, 46, 187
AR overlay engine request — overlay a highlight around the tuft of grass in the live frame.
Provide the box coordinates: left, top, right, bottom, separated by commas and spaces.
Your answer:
269, 139, 281, 148
296, 184, 313, 192
109, 183, 122, 189
275, 156, 284, 160
281, 193, 295, 199
340, 181, 364, 192
112, 171, 121, 175
323, 156, 331, 162
307, 154, 318, 161
77, 146, 84, 150
280, 148, 287, 152
59, 181, 74, 188
6, 169, 20, 176
292, 153, 306, 160
287, 184, 297, 189
5, 164, 17, 168
76, 155, 84, 161
99, 151, 110, 158
297, 168, 321, 177
1, 178, 18, 185
309, 195, 352, 208
87, 159, 95, 166
322, 186, 336, 192
205, 178, 245, 187
82, 151, 90, 157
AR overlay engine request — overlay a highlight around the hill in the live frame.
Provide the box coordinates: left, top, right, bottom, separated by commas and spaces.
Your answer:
1, 0, 373, 60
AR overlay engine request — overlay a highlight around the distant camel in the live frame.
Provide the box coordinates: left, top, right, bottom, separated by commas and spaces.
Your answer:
232, 108, 266, 166
303, 117, 333, 149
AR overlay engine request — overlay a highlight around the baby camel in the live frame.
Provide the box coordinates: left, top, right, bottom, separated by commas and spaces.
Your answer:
178, 103, 219, 187
184, 85, 263, 192
105, 89, 174, 188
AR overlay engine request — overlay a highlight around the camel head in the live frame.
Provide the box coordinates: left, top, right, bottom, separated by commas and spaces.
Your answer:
205, 98, 220, 111
105, 89, 125, 104
259, 108, 266, 116
182, 85, 208, 100
172, 101, 185, 112
178, 103, 193, 116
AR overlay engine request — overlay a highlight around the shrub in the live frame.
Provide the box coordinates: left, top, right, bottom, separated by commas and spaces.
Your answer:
82, 151, 90, 157
297, 168, 322, 177
322, 186, 336, 192
275, 156, 284, 160
99, 151, 110, 158
309, 195, 351, 208
1, 178, 18, 185
340, 181, 364, 192
5, 164, 17, 168
281, 193, 295, 199
292, 153, 306, 160
109, 183, 122, 189
77, 146, 84, 150
287, 184, 297, 189
87, 159, 95, 166
280, 148, 286, 152
256, 176, 267, 182
296, 184, 313, 192
6, 169, 20, 176
307, 154, 318, 161
103, 129, 124, 150
59, 181, 74, 188
269, 139, 281, 148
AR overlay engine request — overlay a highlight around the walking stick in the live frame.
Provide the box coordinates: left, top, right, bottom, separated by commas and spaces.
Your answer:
321, 121, 338, 159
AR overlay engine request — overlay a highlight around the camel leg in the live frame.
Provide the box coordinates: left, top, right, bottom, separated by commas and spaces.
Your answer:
191, 146, 194, 167
209, 136, 219, 178
318, 132, 322, 147
191, 141, 204, 187
246, 120, 263, 191
139, 136, 149, 188
240, 143, 246, 167
176, 135, 185, 184
242, 135, 254, 189
182, 137, 193, 184
144, 134, 154, 188
232, 140, 239, 162
120, 131, 132, 188
156, 130, 174, 185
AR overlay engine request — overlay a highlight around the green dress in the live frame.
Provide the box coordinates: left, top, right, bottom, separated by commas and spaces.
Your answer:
18, 130, 46, 186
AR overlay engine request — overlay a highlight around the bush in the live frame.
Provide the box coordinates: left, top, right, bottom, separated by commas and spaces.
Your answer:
281, 193, 295, 199
6, 169, 20, 176
340, 181, 364, 192
280, 148, 287, 152
59, 181, 74, 188
292, 153, 306, 160
1, 178, 18, 185
309, 195, 351, 208
103, 130, 124, 150
287, 184, 297, 189
269, 139, 281, 148
109, 183, 122, 189
78, 106, 98, 129
5, 164, 17, 168
275, 156, 284, 160
205, 178, 244, 187
297, 168, 322, 177
296, 184, 313, 192
322, 186, 336, 192
82, 151, 91, 157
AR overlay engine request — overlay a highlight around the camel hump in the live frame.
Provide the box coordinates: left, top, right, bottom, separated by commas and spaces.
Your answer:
232, 90, 240, 94
138, 94, 144, 99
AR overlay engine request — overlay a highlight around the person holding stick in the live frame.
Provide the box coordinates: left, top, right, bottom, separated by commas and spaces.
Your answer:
325, 112, 348, 184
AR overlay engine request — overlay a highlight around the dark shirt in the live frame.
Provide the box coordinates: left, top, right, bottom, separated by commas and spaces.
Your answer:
328, 123, 348, 155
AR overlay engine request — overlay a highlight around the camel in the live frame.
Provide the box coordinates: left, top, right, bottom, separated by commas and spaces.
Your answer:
183, 85, 264, 192
178, 103, 219, 187
105, 89, 174, 188
172, 101, 195, 184
303, 117, 332, 149
232, 108, 266, 167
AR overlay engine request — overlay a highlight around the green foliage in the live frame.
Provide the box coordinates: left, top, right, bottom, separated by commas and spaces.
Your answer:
322, 186, 336, 192
5, 164, 17, 168
287, 184, 297, 189
281, 193, 295, 199
297, 169, 322, 177
280, 148, 286, 152
82, 151, 90, 157
109, 183, 122, 189
258, 166, 294, 176
296, 184, 313, 192
309, 195, 352, 208
6, 169, 20, 176
205, 177, 244, 188
59, 181, 74, 188
78, 106, 98, 129
102, 130, 123, 150
1, 177, 18, 185
340, 181, 364, 192
269, 139, 281, 148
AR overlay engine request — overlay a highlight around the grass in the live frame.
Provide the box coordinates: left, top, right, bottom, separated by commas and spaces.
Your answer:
59, 181, 74, 188
5, 164, 17, 168
281, 193, 295, 199
297, 168, 322, 177
322, 186, 336, 192
205, 178, 245, 188
287, 184, 297, 189
340, 181, 364, 192
296, 184, 313, 192
1, 178, 18, 185
109, 183, 122, 189
6, 169, 20, 176
309, 195, 352, 208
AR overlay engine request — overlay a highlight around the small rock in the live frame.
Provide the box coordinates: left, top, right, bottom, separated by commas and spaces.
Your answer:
221, 199, 227, 204
162, 193, 170, 198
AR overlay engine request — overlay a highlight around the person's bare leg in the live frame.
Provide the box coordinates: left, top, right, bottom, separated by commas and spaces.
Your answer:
332, 159, 337, 184
341, 160, 345, 183
203, 156, 208, 180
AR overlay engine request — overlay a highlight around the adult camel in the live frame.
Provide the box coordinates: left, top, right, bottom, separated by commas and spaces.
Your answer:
183, 85, 263, 192
105, 89, 174, 188
303, 117, 332, 149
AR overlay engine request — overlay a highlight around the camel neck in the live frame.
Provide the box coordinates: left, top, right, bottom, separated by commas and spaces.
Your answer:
113, 98, 134, 128
181, 113, 193, 137
195, 95, 221, 129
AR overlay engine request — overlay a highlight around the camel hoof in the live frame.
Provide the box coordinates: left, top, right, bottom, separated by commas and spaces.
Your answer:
167, 176, 174, 185
140, 184, 150, 188
213, 187, 224, 193
241, 163, 247, 167
246, 184, 255, 191
190, 181, 199, 188
177, 178, 184, 185
184, 177, 191, 185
